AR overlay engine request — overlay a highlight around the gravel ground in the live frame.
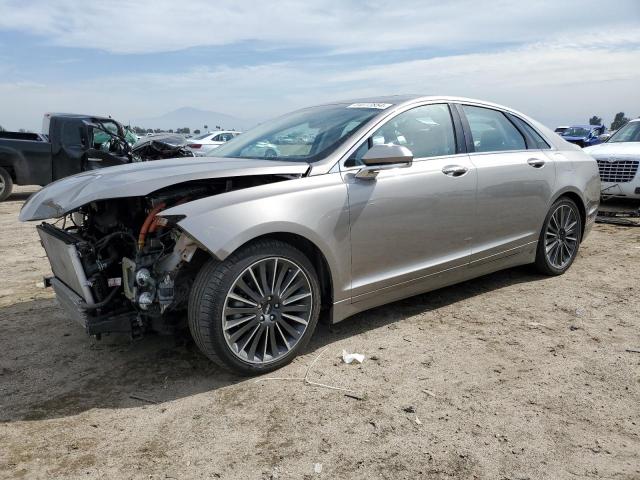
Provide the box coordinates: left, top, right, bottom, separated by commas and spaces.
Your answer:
1, 186, 639, 480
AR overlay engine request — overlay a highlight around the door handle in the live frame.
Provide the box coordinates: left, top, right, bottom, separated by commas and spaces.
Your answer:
442, 165, 469, 177
527, 158, 545, 168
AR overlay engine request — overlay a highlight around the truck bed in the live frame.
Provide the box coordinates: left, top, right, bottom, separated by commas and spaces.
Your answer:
0, 137, 52, 186
0, 131, 47, 142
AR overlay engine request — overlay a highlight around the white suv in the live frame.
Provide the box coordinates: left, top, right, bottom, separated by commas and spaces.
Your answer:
584, 119, 640, 199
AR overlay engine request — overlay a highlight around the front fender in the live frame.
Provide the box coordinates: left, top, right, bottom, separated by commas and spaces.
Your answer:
164, 173, 352, 302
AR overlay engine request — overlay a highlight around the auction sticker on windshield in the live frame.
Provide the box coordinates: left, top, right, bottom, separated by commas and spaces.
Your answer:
347, 103, 393, 109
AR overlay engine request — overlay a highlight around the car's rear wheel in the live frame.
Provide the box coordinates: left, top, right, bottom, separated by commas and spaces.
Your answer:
188, 239, 321, 375
534, 197, 582, 275
0, 167, 13, 202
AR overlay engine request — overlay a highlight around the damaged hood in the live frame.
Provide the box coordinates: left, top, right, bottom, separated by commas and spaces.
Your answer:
20, 157, 309, 221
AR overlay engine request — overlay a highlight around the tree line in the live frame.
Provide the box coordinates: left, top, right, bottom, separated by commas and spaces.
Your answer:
588, 112, 634, 131
129, 124, 228, 136
130, 126, 201, 135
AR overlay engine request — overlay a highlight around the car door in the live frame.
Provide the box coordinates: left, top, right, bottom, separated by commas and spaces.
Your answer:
344, 103, 477, 304
84, 120, 131, 171
456, 104, 556, 264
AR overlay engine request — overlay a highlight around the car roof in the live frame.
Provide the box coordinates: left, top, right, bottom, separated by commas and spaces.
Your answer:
311, 95, 540, 118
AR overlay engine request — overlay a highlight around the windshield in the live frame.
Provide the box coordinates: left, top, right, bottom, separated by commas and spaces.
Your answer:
211, 104, 383, 162
609, 121, 640, 143
563, 127, 591, 137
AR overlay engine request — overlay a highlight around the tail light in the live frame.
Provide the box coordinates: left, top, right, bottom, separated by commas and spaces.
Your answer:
188, 143, 202, 149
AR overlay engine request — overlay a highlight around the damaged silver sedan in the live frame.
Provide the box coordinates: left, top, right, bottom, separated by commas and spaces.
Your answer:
20, 96, 600, 375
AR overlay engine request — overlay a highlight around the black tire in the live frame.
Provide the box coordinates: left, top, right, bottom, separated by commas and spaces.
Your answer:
534, 197, 582, 276
0, 167, 13, 202
188, 239, 321, 375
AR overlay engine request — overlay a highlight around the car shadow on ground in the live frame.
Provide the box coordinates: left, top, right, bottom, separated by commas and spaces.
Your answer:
5, 191, 37, 202
0, 265, 545, 423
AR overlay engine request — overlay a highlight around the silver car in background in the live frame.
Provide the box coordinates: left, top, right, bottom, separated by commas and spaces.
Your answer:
20, 95, 600, 375
584, 118, 640, 199
187, 130, 242, 156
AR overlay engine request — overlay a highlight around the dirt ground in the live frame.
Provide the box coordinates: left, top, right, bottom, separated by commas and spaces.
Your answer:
1, 186, 639, 480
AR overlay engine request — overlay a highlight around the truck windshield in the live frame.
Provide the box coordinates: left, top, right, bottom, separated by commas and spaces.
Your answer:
609, 122, 640, 143
211, 104, 383, 162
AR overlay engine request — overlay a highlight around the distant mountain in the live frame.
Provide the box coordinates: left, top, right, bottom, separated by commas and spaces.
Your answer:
135, 107, 253, 132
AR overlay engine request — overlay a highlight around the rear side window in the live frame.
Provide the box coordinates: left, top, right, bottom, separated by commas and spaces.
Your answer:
62, 123, 83, 146
462, 105, 526, 153
508, 115, 551, 149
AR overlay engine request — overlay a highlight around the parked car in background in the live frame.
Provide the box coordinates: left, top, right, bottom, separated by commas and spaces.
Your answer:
0, 113, 133, 201
554, 125, 570, 135
131, 134, 196, 161
238, 140, 280, 158
20, 95, 600, 374
584, 118, 640, 199
187, 130, 241, 156
560, 124, 606, 148
0, 114, 193, 201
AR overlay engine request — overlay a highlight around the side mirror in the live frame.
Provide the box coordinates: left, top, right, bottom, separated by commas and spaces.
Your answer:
362, 144, 413, 166
355, 144, 413, 180
598, 133, 611, 142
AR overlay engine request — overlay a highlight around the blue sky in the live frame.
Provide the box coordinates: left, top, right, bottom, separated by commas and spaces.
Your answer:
0, 0, 639, 131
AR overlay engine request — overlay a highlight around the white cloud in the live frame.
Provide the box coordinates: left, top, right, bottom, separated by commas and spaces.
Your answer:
0, 0, 638, 54
2, 35, 639, 131
0, 0, 638, 130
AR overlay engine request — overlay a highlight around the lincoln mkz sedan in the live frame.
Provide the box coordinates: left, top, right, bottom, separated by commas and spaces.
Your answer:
20, 96, 600, 375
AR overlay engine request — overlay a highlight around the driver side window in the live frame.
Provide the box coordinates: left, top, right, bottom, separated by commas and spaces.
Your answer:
345, 104, 456, 167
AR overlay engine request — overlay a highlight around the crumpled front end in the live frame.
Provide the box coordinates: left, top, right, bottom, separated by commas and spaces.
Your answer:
24, 161, 308, 338
34, 191, 204, 338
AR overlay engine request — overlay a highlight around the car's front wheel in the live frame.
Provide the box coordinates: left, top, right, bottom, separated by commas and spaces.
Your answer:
188, 239, 321, 375
534, 197, 582, 275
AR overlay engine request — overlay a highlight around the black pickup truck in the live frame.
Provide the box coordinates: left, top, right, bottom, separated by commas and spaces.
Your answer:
0, 113, 193, 201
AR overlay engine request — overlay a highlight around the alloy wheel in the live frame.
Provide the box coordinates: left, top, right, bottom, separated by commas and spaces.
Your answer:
544, 204, 579, 269
222, 257, 313, 364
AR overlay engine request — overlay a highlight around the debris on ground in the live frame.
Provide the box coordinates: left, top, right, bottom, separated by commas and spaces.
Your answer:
344, 393, 365, 401
596, 202, 640, 227
313, 463, 323, 474
403, 405, 416, 413
422, 389, 436, 397
255, 348, 359, 394
527, 322, 554, 330
129, 393, 159, 404
341, 350, 365, 364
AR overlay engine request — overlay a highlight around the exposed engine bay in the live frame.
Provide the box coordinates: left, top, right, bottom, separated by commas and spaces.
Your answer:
37, 175, 296, 338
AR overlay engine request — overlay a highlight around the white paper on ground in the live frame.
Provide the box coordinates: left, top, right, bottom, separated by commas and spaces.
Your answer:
341, 350, 365, 364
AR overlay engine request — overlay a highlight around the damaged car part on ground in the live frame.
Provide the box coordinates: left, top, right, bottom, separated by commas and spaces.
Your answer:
20, 95, 600, 375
